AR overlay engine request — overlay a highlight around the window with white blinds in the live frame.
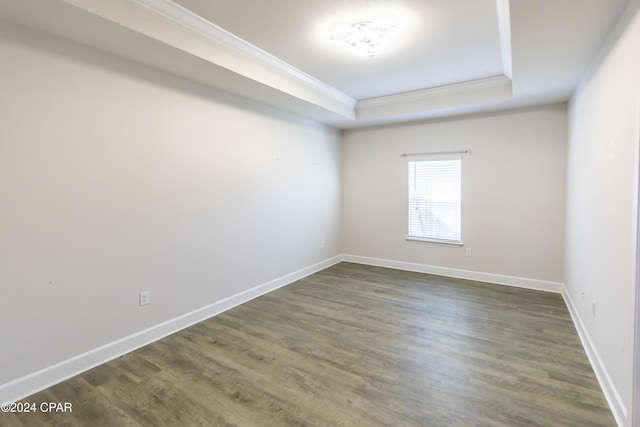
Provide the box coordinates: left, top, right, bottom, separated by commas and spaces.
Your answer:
407, 156, 462, 244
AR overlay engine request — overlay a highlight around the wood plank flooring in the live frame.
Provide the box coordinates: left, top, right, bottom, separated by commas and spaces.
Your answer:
1, 262, 616, 426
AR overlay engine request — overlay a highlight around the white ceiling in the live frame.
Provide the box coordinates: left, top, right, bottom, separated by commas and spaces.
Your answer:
174, 0, 505, 100
0, 0, 631, 128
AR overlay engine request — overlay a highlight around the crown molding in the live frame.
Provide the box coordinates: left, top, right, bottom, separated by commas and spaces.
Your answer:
133, 0, 356, 108
354, 75, 513, 121
26, 0, 516, 127
497, 0, 513, 79
357, 75, 512, 109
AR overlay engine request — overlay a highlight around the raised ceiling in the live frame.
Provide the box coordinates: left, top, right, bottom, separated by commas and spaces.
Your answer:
174, 0, 506, 100
0, 0, 631, 128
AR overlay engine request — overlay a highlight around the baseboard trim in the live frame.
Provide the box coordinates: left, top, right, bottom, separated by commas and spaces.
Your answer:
562, 289, 627, 427
0, 255, 342, 404
341, 254, 564, 293
3, 253, 625, 427
342, 254, 626, 426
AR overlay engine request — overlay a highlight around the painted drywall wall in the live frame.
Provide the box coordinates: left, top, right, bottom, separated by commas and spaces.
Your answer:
0, 21, 341, 388
565, 1, 640, 425
342, 105, 567, 285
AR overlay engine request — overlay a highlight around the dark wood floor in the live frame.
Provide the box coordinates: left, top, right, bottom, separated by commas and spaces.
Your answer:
1, 262, 615, 426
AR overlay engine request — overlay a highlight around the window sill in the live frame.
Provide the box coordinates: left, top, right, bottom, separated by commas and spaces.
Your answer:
406, 237, 464, 247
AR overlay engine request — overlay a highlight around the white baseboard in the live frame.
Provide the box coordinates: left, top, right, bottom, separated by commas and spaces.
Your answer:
0, 255, 342, 404
2, 253, 626, 427
562, 289, 627, 427
342, 254, 626, 426
341, 254, 564, 293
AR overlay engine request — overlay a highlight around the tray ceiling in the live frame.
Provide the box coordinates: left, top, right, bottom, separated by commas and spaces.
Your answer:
0, 0, 630, 128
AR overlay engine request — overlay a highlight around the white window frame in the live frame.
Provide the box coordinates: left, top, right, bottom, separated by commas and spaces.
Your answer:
406, 153, 463, 246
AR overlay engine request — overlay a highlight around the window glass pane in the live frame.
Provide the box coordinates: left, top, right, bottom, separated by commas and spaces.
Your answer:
408, 159, 461, 242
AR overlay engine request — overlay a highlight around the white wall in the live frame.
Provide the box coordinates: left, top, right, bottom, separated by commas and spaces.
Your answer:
342, 105, 567, 285
0, 21, 341, 393
565, 1, 640, 425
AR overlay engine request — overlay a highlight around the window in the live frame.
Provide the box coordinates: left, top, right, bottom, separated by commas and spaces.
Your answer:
407, 156, 462, 244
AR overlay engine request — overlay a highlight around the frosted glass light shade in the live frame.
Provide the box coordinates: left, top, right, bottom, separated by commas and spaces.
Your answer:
330, 20, 396, 58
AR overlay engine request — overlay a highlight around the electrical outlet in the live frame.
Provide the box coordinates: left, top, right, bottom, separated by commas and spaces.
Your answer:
465, 248, 472, 257
139, 291, 150, 306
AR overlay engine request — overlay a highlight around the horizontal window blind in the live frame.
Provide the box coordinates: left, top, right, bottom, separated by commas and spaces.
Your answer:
408, 158, 462, 243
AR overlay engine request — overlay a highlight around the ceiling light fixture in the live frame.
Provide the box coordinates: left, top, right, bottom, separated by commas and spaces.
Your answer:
329, 19, 397, 58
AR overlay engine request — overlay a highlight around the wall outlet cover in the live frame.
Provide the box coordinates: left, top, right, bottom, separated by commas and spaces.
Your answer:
139, 291, 150, 306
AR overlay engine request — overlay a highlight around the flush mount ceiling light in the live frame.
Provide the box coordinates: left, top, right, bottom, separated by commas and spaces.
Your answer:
329, 19, 397, 58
